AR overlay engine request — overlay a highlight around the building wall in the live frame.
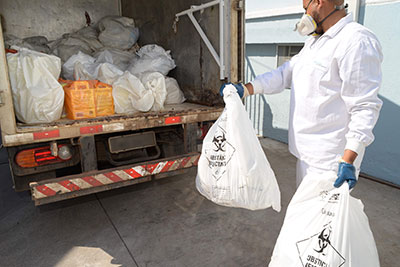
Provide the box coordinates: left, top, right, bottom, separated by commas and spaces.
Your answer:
357, 1, 400, 184
245, 44, 291, 143
245, 0, 400, 185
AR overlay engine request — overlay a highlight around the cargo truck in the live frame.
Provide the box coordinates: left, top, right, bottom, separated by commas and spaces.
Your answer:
0, 0, 244, 205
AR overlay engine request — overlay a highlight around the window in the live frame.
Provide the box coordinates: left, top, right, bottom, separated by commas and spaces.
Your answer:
277, 45, 303, 67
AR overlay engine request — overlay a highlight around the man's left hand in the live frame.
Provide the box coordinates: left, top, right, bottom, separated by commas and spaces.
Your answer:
334, 161, 357, 189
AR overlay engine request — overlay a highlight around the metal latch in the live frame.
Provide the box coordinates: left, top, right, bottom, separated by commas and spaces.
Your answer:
236, 0, 244, 11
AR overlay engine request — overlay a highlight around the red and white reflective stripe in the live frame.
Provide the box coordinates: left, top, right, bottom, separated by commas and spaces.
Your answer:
80, 125, 103, 134
33, 130, 60, 140
165, 116, 182, 124
31, 154, 200, 200
4, 130, 61, 144
4, 123, 125, 146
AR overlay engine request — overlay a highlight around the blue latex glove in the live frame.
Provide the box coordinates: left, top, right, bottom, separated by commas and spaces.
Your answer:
219, 83, 245, 98
334, 161, 357, 189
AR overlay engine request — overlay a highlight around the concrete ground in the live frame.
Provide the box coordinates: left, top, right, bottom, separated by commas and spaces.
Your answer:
0, 138, 399, 267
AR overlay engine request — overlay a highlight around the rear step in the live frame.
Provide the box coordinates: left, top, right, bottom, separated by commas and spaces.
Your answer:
30, 153, 200, 205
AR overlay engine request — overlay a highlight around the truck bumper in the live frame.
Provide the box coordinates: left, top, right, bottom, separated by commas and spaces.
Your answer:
30, 153, 200, 206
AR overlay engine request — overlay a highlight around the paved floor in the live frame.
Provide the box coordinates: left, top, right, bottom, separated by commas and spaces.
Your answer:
0, 138, 399, 266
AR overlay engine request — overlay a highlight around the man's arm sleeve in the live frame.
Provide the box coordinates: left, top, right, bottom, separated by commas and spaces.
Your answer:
339, 37, 383, 155
250, 54, 298, 95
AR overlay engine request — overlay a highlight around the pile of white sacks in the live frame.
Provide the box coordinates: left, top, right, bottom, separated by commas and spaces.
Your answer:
5, 16, 186, 114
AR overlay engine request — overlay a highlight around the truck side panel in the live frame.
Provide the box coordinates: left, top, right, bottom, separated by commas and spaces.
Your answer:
0, 21, 17, 137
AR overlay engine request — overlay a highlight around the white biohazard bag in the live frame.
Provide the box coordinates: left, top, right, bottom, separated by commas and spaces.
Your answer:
165, 77, 186, 105
269, 172, 380, 267
7, 48, 64, 124
138, 72, 167, 111
97, 16, 139, 50
196, 85, 281, 211
128, 44, 176, 76
112, 72, 154, 114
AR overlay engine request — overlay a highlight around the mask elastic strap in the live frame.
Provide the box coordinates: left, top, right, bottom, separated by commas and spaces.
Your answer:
317, 3, 348, 27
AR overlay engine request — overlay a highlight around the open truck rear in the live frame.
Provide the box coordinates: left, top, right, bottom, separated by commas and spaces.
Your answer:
0, 0, 244, 205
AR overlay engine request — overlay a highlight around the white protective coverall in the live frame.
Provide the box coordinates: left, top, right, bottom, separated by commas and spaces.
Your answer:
250, 14, 383, 185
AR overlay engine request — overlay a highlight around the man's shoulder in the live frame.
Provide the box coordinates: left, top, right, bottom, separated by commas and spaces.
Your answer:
335, 22, 383, 61
339, 21, 380, 44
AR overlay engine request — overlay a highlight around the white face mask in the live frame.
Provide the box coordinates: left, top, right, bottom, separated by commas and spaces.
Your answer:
294, 2, 348, 36
295, 14, 318, 36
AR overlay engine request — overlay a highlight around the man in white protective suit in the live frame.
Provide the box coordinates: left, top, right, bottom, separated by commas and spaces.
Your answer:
220, 0, 383, 189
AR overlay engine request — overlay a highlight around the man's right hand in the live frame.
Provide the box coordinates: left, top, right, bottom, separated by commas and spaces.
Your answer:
219, 83, 249, 98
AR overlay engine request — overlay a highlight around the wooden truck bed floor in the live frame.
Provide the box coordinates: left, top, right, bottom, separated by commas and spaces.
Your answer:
3, 103, 223, 147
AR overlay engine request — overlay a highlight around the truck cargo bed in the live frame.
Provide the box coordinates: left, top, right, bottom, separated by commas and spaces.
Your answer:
3, 103, 223, 147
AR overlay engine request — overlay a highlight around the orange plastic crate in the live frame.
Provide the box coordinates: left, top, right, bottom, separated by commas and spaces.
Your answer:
62, 80, 114, 120
95, 82, 114, 117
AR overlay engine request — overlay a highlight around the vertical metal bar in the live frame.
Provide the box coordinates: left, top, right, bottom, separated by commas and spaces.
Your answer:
0, 20, 18, 136
184, 123, 198, 153
79, 135, 98, 172
118, 0, 122, 16
219, 0, 225, 80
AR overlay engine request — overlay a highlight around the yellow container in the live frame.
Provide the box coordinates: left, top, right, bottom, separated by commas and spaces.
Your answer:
62, 80, 114, 120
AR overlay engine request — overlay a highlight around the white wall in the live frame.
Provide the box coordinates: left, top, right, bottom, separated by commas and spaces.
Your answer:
245, 0, 400, 184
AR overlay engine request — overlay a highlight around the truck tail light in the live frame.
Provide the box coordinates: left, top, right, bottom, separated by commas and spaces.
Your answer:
16, 145, 72, 168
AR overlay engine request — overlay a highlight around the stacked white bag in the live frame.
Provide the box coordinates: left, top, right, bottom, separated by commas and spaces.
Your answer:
62, 44, 183, 113
97, 16, 139, 50
128, 44, 176, 76
196, 85, 281, 211
165, 77, 186, 105
7, 48, 64, 124
112, 72, 155, 114
139, 72, 167, 111
269, 172, 380, 267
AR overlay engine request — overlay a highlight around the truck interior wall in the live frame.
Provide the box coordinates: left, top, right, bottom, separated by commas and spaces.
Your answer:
0, 0, 226, 106
121, 0, 225, 106
0, 0, 120, 40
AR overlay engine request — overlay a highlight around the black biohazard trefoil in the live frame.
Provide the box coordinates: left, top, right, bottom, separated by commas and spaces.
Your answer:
296, 222, 346, 267
205, 124, 235, 181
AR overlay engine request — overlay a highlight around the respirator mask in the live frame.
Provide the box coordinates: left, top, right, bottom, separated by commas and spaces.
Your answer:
294, 0, 348, 36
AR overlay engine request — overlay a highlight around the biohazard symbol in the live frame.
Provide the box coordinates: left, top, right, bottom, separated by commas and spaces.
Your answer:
296, 222, 346, 267
212, 133, 226, 152
314, 226, 332, 255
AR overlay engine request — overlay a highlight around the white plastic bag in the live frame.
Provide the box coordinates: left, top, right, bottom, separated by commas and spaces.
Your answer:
128, 44, 176, 76
139, 72, 167, 111
94, 48, 137, 71
6, 35, 50, 54
70, 33, 104, 52
112, 72, 154, 114
51, 35, 93, 63
76, 26, 99, 39
7, 48, 64, 124
62, 51, 96, 80
97, 16, 139, 50
97, 63, 124, 85
196, 85, 281, 211
73, 61, 99, 81
269, 172, 380, 267
165, 77, 186, 104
